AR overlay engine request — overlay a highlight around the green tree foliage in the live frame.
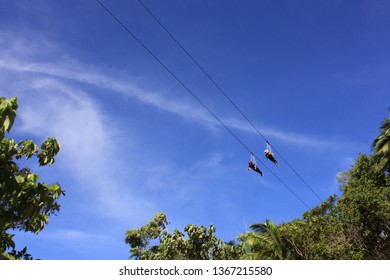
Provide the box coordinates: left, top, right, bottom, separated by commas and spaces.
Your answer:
337, 154, 390, 259
279, 195, 364, 259
125, 212, 243, 260
372, 113, 390, 172
125, 212, 168, 259
278, 154, 390, 260
239, 219, 292, 260
0, 97, 64, 260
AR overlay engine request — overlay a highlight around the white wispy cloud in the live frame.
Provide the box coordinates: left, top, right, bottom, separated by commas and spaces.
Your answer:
0, 32, 217, 126
2, 74, 153, 224
0, 32, 345, 149
223, 117, 339, 148
40, 229, 99, 242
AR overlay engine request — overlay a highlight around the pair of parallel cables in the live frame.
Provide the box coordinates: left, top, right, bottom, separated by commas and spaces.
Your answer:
96, 0, 323, 209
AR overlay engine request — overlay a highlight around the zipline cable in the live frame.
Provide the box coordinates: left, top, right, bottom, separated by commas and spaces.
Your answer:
95, 0, 311, 210
136, 0, 323, 203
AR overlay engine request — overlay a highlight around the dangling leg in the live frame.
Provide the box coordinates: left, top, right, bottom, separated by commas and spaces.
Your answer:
254, 165, 263, 176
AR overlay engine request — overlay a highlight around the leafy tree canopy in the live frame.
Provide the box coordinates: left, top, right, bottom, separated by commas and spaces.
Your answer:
372, 112, 390, 172
125, 212, 243, 260
0, 97, 64, 260
239, 219, 292, 260
276, 153, 390, 260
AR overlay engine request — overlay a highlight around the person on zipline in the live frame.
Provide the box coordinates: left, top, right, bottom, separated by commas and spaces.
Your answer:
248, 160, 263, 176
264, 149, 279, 166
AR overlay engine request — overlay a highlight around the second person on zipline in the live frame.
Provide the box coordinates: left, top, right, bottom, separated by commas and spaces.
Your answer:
248, 160, 263, 176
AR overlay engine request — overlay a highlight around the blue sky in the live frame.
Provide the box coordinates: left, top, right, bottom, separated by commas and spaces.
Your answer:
1, 0, 389, 259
